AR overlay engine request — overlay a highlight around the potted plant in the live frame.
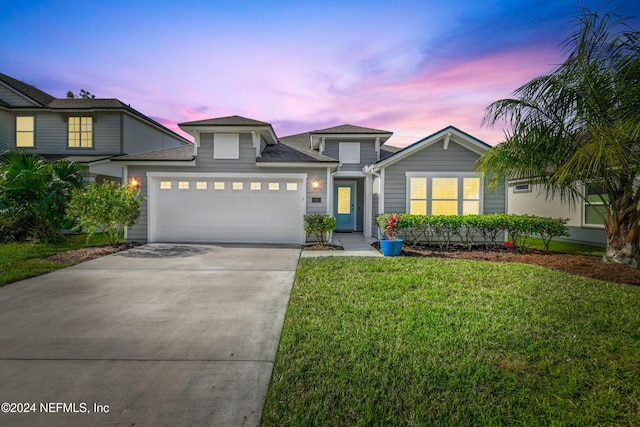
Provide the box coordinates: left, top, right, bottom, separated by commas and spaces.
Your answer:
378, 213, 403, 256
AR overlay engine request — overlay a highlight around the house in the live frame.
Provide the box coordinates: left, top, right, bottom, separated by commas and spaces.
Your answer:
112, 116, 506, 244
0, 72, 190, 183
507, 181, 606, 246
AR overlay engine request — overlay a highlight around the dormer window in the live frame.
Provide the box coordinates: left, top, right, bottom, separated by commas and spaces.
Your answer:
214, 133, 240, 159
339, 142, 360, 164
68, 117, 93, 148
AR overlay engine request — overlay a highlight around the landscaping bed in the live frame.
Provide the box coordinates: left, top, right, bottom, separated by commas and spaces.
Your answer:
45, 242, 142, 264
397, 244, 639, 286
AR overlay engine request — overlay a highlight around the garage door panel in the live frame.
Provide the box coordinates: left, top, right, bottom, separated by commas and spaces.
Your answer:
153, 177, 304, 244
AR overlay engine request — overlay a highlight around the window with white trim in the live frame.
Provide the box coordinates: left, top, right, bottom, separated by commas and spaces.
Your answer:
16, 116, 35, 147
214, 133, 240, 159
339, 142, 360, 164
584, 185, 606, 227
68, 117, 93, 148
408, 175, 481, 215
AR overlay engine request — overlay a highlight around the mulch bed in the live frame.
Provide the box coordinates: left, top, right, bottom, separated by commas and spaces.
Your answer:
397, 244, 639, 286
45, 242, 142, 264
303, 244, 344, 251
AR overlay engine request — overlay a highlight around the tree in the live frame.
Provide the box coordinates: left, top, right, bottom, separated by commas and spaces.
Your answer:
66, 89, 96, 99
67, 181, 144, 246
0, 150, 83, 241
477, 6, 640, 267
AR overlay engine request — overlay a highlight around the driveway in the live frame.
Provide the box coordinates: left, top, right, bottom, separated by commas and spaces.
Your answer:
0, 243, 300, 426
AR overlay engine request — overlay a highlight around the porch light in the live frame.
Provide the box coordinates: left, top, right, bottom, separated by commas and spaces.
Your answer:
312, 180, 320, 190
129, 177, 140, 189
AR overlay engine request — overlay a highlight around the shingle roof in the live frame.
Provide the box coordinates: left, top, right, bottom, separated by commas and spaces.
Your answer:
259, 132, 338, 163
180, 115, 272, 127
111, 145, 195, 161
47, 98, 126, 108
311, 124, 392, 134
40, 154, 119, 163
0, 72, 56, 106
380, 145, 402, 160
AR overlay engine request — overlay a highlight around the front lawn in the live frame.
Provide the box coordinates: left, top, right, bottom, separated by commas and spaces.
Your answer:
262, 257, 640, 426
0, 234, 111, 286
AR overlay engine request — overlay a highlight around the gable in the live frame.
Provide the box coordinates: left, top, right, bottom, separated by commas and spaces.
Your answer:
0, 84, 41, 107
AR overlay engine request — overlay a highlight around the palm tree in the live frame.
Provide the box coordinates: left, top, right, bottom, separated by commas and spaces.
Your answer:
0, 150, 83, 241
478, 7, 640, 267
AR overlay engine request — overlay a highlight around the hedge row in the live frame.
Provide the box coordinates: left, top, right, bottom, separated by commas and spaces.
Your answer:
376, 214, 569, 251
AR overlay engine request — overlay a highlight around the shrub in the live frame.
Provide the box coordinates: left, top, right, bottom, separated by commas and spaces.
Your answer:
0, 150, 83, 241
67, 182, 144, 246
303, 214, 337, 245
375, 213, 569, 252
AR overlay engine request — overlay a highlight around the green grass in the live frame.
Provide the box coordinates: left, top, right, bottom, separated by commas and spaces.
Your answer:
262, 257, 640, 426
0, 234, 112, 286
521, 236, 605, 257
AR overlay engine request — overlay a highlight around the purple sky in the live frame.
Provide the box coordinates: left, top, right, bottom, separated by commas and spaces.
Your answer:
2, 0, 638, 147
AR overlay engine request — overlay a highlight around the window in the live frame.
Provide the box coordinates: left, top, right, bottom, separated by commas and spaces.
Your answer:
178, 181, 189, 190
408, 175, 481, 215
16, 116, 34, 147
196, 182, 207, 190
68, 117, 93, 148
214, 182, 225, 190
268, 182, 280, 191
232, 182, 243, 190
160, 181, 172, 190
432, 178, 458, 215
584, 185, 607, 227
214, 133, 240, 159
462, 178, 480, 215
250, 182, 262, 191
286, 182, 298, 191
513, 183, 531, 193
339, 142, 360, 164
409, 177, 427, 215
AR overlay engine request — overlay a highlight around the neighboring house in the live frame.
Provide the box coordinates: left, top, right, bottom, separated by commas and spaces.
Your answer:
0, 72, 190, 182
113, 116, 506, 244
508, 181, 606, 246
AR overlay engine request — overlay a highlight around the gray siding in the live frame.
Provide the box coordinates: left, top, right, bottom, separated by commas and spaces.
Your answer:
0, 85, 39, 107
0, 110, 12, 150
122, 114, 184, 153
15, 111, 122, 155
323, 140, 377, 171
382, 140, 505, 215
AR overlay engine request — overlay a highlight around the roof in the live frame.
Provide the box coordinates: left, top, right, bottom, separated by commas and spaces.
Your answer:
0, 72, 56, 106
180, 115, 272, 127
311, 124, 392, 135
111, 145, 196, 161
40, 154, 118, 164
260, 132, 338, 163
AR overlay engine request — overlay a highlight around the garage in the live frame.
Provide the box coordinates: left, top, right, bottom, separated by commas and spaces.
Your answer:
148, 173, 306, 244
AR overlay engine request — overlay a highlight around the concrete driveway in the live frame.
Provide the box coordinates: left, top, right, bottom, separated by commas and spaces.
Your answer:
0, 243, 300, 427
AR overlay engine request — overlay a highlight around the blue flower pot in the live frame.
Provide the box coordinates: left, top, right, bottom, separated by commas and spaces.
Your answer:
380, 239, 403, 257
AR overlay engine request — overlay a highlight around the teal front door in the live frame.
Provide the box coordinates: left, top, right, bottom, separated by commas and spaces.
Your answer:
334, 182, 355, 230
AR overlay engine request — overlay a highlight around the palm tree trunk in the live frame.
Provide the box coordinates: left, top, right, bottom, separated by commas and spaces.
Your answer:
604, 208, 639, 268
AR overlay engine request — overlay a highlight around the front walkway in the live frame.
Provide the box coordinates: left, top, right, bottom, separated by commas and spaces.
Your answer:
301, 233, 382, 257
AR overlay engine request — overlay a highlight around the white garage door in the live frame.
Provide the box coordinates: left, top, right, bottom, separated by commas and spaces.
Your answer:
150, 174, 305, 244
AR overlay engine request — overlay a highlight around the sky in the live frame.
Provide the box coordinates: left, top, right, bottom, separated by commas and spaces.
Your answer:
1, 0, 639, 147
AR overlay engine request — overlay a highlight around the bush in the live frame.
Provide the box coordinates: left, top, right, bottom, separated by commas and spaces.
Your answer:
0, 150, 83, 241
67, 182, 144, 246
375, 213, 568, 251
303, 214, 337, 245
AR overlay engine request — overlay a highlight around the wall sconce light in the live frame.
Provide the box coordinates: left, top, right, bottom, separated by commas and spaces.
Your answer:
129, 177, 140, 189
312, 180, 320, 191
